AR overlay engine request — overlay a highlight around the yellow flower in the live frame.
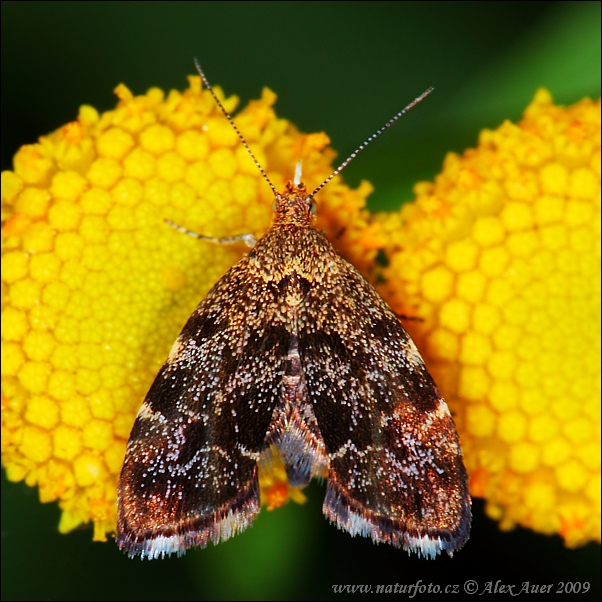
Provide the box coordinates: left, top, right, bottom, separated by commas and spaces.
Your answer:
1, 77, 379, 541
376, 89, 600, 547
4, 74, 599, 551
258, 446, 309, 511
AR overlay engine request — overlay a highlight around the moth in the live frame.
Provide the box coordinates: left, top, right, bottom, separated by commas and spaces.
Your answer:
117, 60, 471, 559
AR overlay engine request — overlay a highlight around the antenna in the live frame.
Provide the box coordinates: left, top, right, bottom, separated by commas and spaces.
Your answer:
309, 86, 434, 199
194, 58, 279, 196
194, 58, 433, 201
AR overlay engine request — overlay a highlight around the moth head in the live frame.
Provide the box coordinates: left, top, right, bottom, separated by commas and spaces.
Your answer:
272, 181, 317, 227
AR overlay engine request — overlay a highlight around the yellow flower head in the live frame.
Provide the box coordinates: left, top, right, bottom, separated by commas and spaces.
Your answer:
1, 77, 379, 540
376, 89, 600, 547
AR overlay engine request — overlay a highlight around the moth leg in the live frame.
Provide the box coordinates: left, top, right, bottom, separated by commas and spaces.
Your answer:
165, 218, 256, 247
396, 313, 424, 322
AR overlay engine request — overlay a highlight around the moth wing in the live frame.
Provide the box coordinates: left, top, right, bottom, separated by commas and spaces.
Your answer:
117, 257, 290, 559
299, 253, 471, 558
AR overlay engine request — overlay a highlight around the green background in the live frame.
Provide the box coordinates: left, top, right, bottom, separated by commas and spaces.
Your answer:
2, 2, 600, 600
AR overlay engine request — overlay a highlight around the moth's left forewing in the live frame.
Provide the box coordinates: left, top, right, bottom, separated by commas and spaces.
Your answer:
297, 247, 471, 557
117, 255, 290, 558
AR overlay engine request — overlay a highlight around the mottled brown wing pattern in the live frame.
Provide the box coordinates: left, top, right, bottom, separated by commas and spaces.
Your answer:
295, 234, 471, 558
117, 255, 291, 559
118, 186, 470, 559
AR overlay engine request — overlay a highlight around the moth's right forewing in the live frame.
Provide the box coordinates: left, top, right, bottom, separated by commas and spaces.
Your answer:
296, 249, 471, 557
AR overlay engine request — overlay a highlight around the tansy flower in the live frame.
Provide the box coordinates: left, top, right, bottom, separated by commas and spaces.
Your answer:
376, 89, 600, 548
3, 74, 599, 551
1, 76, 380, 541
